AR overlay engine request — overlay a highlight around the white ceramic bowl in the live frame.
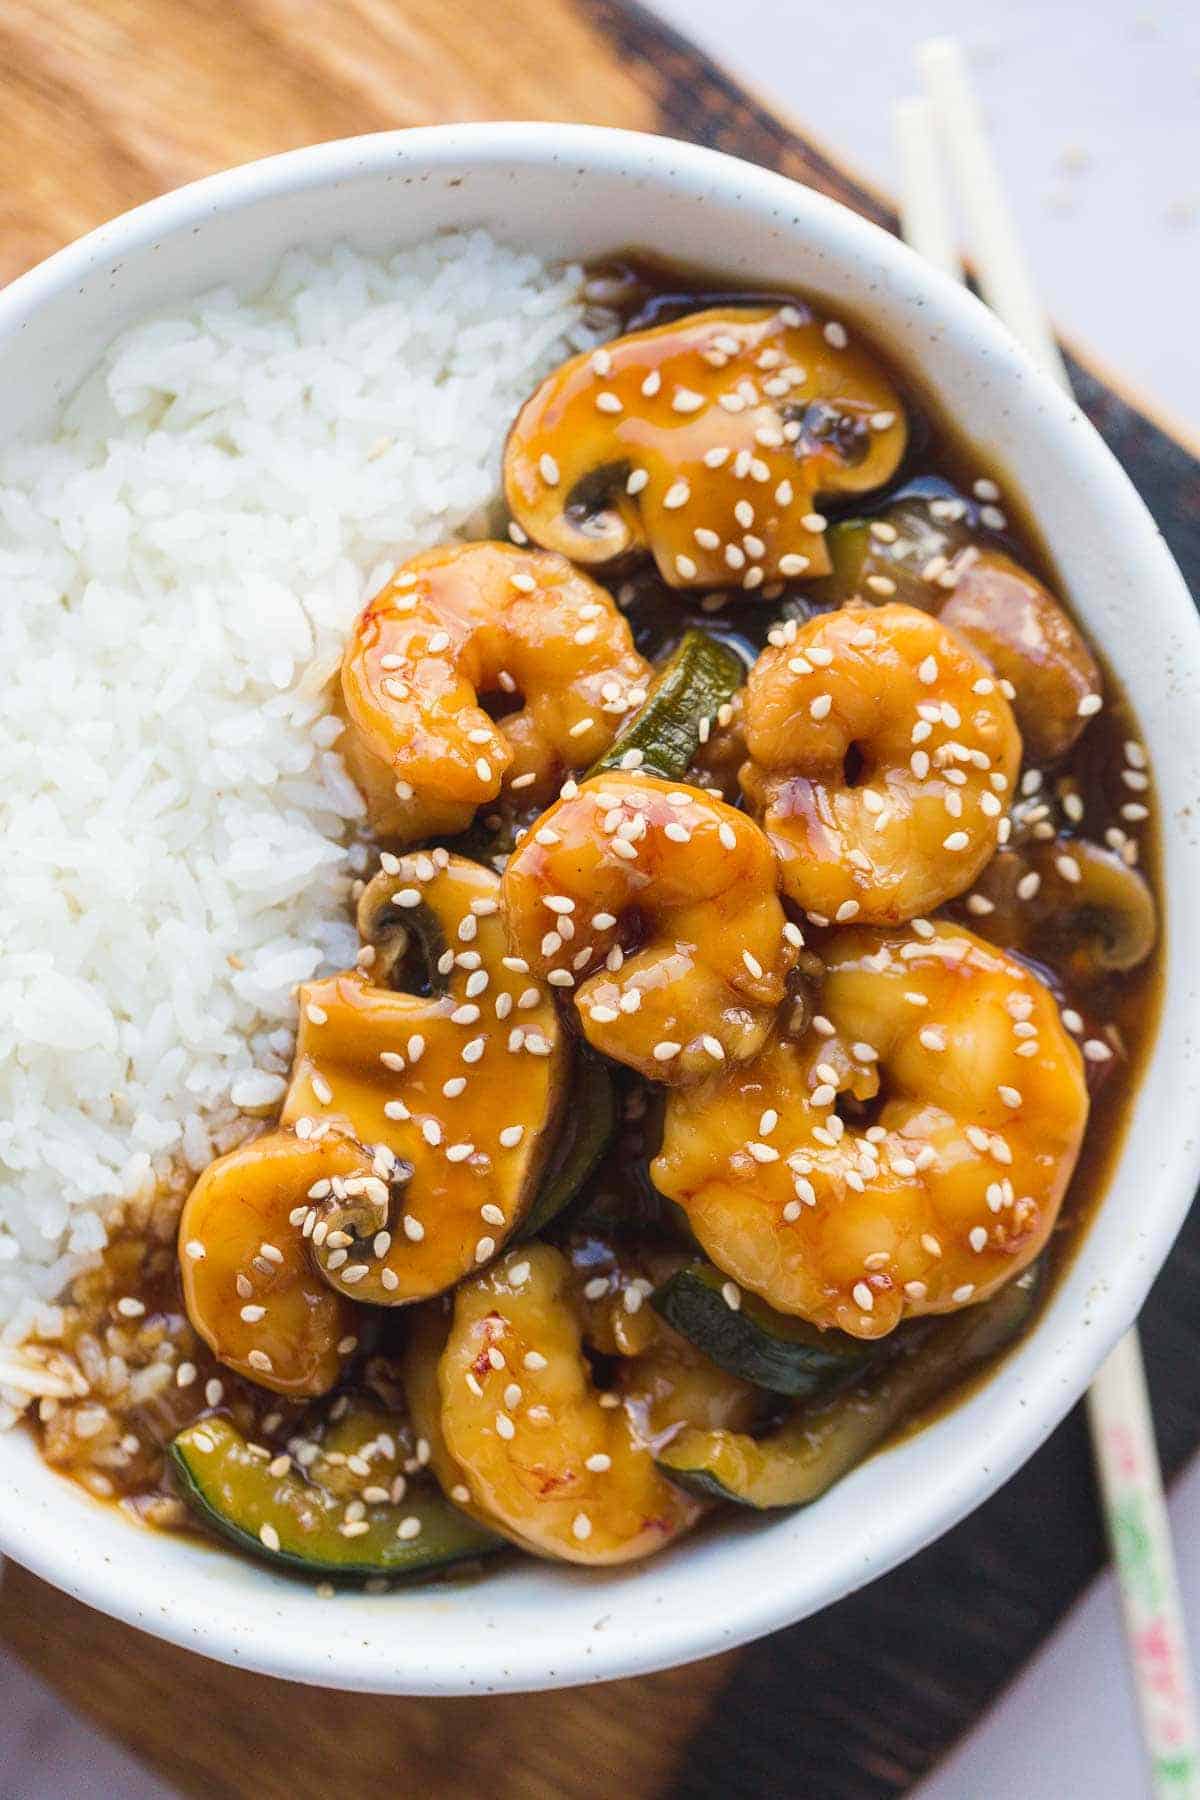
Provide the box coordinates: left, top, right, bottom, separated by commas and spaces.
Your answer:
1, 124, 1198, 1695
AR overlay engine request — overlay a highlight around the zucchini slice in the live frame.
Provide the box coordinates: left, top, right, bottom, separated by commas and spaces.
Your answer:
520, 1053, 617, 1240
170, 1416, 498, 1579
589, 628, 744, 781
651, 1261, 877, 1398
658, 1267, 1040, 1508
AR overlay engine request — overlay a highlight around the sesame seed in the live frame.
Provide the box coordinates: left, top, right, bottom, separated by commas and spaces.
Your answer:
722, 1281, 741, 1311
748, 1142, 780, 1163
672, 387, 705, 413
572, 1512, 593, 1540
1077, 693, 1103, 717
653, 1040, 681, 1062
810, 694, 832, 720
664, 480, 691, 509
942, 830, 970, 852
539, 453, 559, 485
852, 1281, 874, 1311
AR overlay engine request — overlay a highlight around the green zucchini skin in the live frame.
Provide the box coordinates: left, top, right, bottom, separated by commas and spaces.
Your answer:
651, 1261, 876, 1398
658, 1266, 1041, 1509
520, 1053, 617, 1240
589, 629, 745, 781
170, 1417, 497, 1580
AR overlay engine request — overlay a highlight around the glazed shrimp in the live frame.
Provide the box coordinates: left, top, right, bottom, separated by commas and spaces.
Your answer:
653, 922, 1087, 1340
340, 542, 651, 840
740, 602, 1021, 924
178, 1131, 365, 1396
502, 771, 799, 1082
412, 1244, 738, 1564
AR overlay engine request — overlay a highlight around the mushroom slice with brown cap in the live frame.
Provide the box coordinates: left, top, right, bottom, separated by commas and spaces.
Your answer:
281, 853, 567, 1304
958, 837, 1156, 983
503, 305, 906, 589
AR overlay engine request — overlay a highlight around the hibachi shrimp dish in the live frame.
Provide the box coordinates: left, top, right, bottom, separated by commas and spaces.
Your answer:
13, 254, 1160, 1587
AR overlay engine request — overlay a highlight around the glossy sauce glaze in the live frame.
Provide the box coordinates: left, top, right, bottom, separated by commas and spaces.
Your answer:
31, 259, 1161, 1545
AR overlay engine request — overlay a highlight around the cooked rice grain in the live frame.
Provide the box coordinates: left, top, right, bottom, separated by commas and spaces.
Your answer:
0, 232, 603, 1411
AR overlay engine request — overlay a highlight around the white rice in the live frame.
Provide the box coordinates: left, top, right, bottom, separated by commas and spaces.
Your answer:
0, 230, 604, 1403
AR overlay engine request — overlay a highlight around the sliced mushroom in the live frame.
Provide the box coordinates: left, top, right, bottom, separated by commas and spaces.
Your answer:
961, 837, 1156, 981
504, 305, 906, 590
282, 853, 568, 1304
822, 494, 1100, 761
355, 864, 447, 991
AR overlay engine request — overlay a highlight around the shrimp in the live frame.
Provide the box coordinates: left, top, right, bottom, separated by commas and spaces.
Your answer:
178, 1131, 365, 1396
410, 1244, 752, 1564
652, 922, 1088, 1340
504, 304, 907, 588
339, 542, 651, 840
502, 771, 800, 1082
282, 853, 567, 1304
822, 496, 1101, 762
740, 602, 1022, 924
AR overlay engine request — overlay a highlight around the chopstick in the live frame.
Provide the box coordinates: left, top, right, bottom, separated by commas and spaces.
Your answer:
898, 39, 1199, 1797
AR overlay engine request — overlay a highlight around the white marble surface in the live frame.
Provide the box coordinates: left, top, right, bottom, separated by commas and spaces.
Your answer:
0, 5, 1196, 1795
653, 0, 1200, 440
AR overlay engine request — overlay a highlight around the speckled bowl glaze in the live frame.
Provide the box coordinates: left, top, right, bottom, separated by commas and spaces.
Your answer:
1, 124, 1197, 1695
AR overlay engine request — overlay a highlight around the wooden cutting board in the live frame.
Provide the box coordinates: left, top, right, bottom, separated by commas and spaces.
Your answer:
2, 3, 1198, 1795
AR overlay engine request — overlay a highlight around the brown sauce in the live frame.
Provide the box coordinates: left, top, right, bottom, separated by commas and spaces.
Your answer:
31, 258, 1163, 1532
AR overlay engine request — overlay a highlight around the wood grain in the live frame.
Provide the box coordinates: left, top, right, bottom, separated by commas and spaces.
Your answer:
0, 1561, 735, 1799
1, 3, 1197, 1798
0, 0, 657, 283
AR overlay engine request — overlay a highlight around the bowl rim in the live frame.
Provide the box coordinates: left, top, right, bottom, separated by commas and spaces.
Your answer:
1, 119, 1197, 1695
